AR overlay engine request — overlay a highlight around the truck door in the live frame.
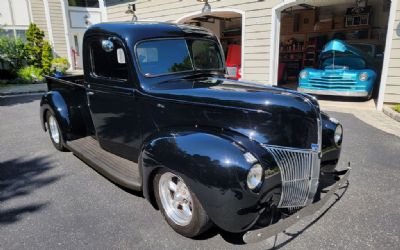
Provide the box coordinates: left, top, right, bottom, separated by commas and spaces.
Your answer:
84, 35, 141, 161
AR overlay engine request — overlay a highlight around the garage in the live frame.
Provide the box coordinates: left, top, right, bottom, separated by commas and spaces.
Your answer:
276, 0, 392, 100
177, 10, 243, 80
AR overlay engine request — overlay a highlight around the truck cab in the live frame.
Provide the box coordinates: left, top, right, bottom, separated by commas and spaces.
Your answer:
40, 22, 349, 243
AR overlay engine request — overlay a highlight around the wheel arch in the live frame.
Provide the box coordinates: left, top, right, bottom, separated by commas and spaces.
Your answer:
40, 92, 70, 140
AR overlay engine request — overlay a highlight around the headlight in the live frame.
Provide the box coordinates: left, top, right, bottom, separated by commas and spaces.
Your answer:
359, 72, 369, 81
300, 71, 309, 79
334, 124, 343, 146
247, 164, 263, 190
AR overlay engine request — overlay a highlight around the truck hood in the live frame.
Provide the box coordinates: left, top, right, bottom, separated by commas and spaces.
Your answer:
143, 77, 321, 149
320, 39, 375, 69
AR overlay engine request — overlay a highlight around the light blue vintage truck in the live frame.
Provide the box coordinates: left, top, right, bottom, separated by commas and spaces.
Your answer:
298, 39, 382, 99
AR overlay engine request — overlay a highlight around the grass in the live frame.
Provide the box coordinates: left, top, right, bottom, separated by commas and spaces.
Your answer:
393, 104, 400, 113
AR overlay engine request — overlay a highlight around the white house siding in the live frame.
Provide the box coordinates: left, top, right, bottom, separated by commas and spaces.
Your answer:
386, 6, 400, 103
31, 0, 49, 39
48, 0, 69, 58
107, 0, 281, 84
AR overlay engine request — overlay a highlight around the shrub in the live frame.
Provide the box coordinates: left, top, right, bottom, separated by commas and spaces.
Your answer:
393, 104, 400, 113
0, 37, 27, 73
25, 23, 45, 68
41, 41, 53, 75
17, 66, 44, 83
51, 57, 69, 74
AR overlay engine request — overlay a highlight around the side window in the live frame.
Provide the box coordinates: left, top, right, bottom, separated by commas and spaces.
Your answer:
90, 38, 128, 80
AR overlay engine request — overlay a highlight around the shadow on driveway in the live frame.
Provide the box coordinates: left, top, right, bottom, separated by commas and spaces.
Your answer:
0, 156, 62, 224
0, 94, 42, 107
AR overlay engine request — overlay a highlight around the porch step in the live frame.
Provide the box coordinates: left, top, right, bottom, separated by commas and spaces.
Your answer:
67, 136, 141, 191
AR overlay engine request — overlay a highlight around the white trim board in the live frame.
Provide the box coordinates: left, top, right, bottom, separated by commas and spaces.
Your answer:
43, 0, 55, 46
271, 0, 398, 110
377, 0, 398, 110
60, 0, 73, 68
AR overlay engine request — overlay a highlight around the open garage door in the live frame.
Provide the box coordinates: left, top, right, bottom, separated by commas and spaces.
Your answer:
276, 0, 391, 102
177, 11, 243, 80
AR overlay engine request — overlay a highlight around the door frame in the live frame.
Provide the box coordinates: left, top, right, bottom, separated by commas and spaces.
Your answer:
270, 0, 398, 110
175, 8, 245, 80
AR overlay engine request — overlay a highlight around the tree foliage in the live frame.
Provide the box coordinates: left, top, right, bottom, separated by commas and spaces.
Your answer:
17, 66, 44, 82
51, 57, 70, 74
25, 23, 45, 68
41, 41, 53, 75
0, 37, 26, 73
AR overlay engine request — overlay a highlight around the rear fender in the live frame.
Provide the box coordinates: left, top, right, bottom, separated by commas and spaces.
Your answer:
40, 91, 88, 141
40, 92, 70, 140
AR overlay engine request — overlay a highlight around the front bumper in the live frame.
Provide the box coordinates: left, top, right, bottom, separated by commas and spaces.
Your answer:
298, 88, 369, 97
243, 167, 351, 244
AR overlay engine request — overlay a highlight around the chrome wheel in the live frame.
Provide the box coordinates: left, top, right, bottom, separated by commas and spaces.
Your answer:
159, 172, 193, 226
48, 115, 60, 144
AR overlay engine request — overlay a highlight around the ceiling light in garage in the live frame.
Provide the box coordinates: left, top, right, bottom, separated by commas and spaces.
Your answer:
197, 0, 211, 13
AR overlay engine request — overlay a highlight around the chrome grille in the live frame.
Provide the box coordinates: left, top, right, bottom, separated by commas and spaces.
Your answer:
264, 146, 320, 208
309, 76, 357, 90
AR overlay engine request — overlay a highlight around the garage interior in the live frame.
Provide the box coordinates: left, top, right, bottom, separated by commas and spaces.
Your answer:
278, 0, 391, 99
180, 12, 243, 79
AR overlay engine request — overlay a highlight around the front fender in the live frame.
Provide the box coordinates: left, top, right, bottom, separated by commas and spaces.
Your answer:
321, 112, 342, 172
140, 129, 271, 232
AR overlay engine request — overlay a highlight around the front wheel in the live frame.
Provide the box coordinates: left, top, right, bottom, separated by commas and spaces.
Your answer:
154, 170, 212, 238
46, 111, 67, 151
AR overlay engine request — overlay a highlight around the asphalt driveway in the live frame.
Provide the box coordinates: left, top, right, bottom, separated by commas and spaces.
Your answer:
0, 94, 399, 250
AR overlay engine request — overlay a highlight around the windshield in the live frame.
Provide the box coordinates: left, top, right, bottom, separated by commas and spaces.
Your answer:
136, 39, 224, 77
321, 52, 366, 70
349, 44, 374, 57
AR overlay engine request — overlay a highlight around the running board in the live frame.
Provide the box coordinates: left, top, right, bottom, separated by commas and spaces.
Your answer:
67, 136, 142, 191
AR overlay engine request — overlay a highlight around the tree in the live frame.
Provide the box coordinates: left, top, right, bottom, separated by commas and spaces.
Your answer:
25, 23, 45, 67
41, 41, 53, 75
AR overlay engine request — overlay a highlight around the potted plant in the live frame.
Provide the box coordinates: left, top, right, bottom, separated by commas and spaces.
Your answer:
51, 57, 69, 77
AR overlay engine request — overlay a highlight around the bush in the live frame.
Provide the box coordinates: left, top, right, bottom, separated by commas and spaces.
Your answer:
393, 104, 400, 113
51, 57, 69, 74
41, 41, 53, 75
25, 23, 45, 68
17, 66, 44, 83
0, 37, 27, 73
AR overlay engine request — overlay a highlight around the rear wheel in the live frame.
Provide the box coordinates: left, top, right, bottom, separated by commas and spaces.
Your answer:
46, 111, 67, 151
154, 170, 212, 238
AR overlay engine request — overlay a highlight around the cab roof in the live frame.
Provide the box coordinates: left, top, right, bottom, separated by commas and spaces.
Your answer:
85, 22, 217, 42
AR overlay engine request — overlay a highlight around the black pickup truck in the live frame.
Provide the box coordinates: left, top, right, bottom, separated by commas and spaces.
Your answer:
40, 22, 350, 243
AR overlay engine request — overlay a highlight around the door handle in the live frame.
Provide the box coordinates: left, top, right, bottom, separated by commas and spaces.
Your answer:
87, 91, 95, 96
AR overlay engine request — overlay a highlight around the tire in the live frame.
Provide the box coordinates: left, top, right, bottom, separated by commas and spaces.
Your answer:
154, 169, 212, 238
46, 111, 67, 152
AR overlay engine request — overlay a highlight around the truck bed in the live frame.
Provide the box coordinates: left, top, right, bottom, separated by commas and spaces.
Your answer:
45, 74, 85, 89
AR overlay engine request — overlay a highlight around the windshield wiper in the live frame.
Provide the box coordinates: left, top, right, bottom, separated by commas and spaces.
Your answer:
182, 71, 223, 79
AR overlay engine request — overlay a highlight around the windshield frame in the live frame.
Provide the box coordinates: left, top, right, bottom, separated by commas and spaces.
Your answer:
134, 37, 225, 78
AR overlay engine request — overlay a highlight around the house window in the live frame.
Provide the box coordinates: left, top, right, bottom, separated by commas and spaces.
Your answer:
0, 29, 27, 40
68, 0, 99, 8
